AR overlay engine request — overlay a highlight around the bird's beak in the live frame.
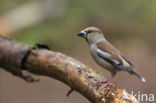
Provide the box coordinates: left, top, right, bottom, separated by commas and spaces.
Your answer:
77, 31, 87, 38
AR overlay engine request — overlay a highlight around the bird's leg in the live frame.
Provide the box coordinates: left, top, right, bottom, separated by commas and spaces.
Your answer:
98, 76, 112, 83
98, 72, 116, 89
98, 77, 112, 89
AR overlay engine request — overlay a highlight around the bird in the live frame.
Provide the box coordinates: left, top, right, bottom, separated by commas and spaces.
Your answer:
77, 27, 146, 83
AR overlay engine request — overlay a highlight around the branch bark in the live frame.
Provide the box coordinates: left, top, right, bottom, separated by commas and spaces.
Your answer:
0, 37, 139, 103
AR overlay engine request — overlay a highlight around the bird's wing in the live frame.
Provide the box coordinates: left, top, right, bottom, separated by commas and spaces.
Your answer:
121, 55, 136, 69
96, 41, 135, 73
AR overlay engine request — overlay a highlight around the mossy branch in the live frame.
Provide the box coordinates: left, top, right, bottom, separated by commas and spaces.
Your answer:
0, 36, 139, 103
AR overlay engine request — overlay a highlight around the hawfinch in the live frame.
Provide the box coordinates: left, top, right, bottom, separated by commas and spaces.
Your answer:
77, 27, 146, 82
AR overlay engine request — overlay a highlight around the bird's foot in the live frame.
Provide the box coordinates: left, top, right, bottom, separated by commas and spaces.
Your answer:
98, 77, 112, 89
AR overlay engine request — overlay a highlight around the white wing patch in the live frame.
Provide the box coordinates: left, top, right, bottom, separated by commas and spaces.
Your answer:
97, 49, 111, 57
97, 48, 121, 65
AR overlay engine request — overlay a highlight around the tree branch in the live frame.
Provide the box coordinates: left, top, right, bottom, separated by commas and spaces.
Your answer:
0, 36, 139, 103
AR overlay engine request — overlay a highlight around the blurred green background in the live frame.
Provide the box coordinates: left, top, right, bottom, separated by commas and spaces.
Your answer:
0, 0, 155, 103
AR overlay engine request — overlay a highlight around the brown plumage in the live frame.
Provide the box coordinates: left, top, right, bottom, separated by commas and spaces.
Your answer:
97, 41, 134, 71
77, 27, 146, 82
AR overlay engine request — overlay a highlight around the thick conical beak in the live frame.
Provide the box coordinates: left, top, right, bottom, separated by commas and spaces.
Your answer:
77, 31, 87, 38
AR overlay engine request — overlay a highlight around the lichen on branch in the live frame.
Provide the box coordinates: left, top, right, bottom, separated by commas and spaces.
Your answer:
0, 36, 139, 103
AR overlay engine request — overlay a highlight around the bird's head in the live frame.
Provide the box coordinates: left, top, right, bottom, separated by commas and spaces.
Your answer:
77, 27, 104, 44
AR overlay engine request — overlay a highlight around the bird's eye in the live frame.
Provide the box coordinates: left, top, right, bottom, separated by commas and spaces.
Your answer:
87, 30, 93, 34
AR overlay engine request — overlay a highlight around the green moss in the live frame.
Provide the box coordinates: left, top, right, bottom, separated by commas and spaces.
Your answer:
82, 65, 90, 69
96, 72, 104, 77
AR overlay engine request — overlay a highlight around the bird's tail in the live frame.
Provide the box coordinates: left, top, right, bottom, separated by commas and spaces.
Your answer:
133, 72, 146, 82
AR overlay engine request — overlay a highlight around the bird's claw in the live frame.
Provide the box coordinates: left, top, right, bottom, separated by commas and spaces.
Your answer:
98, 77, 112, 89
